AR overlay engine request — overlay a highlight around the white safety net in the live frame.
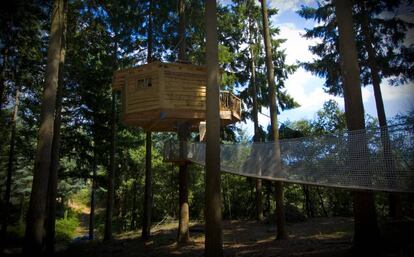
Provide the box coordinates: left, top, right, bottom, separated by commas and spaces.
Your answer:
164, 123, 414, 192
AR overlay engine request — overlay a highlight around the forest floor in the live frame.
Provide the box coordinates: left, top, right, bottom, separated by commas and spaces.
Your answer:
58, 217, 414, 257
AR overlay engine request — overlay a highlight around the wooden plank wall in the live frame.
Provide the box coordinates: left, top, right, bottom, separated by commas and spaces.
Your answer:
124, 70, 160, 113
163, 64, 207, 111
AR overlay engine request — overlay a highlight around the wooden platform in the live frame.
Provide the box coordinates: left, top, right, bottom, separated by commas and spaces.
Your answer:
112, 62, 241, 131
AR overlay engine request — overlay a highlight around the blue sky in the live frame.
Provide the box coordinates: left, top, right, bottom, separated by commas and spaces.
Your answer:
233, 0, 414, 137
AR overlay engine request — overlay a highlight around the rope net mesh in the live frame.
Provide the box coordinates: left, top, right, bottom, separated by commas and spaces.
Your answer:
164, 123, 414, 192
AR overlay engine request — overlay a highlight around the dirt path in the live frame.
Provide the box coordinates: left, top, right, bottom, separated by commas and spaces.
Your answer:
67, 199, 89, 238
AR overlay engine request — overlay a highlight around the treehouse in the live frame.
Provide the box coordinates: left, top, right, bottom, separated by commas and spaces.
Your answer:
112, 61, 241, 132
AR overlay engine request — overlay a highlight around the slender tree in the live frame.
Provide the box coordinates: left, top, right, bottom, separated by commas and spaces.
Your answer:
177, 0, 190, 244
334, 0, 380, 253
0, 47, 8, 112
104, 91, 116, 241
1, 84, 20, 248
142, 0, 154, 240
23, 0, 65, 254
104, 0, 120, 240
357, 1, 402, 219
45, 0, 67, 253
205, 0, 223, 256
247, 1, 264, 221
259, 0, 287, 240
142, 131, 152, 239
89, 141, 97, 240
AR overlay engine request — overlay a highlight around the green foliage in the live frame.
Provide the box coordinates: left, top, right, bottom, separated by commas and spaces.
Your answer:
298, 0, 413, 96
71, 187, 91, 207
233, 0, 299, 132
55, 216, 79, 242
7, 223, 25, 239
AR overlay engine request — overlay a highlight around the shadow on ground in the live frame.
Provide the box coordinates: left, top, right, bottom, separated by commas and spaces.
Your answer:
57, 217, 374, 257
4, 217, 412, 257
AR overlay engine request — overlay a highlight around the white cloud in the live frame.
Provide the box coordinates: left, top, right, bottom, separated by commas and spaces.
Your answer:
278, 23, 320, 64
278, 68, 344, 121
381, 81, 414, 102
362, 81, 414, 119
361, 87, 373, 102
269, 0, 315, 13
274, 23, 344, 122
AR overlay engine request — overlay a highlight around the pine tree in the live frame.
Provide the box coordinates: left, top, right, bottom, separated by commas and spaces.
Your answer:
298, 0, 412, 220
298, 0, 413, 96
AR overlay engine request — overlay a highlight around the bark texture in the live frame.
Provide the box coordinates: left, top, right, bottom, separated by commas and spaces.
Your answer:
23, 0, 65, 254
45, 1, 67, 252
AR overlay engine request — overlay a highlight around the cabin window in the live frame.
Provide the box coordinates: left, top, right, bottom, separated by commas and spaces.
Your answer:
135, 78, 152, 90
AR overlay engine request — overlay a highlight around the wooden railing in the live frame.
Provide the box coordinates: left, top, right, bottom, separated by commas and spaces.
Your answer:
219, 91, 241, 119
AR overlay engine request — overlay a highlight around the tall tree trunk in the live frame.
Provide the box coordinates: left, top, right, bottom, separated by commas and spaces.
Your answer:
89, 148, 97, 240
358, 1, 402, 220
334, 0, 380, 253
45, 1, 67, 253
204, 0, 223, 255
178, 0, 186, 62
19, 194, 25, 225
147, 0, 153, 63
104, 8, 119, 238
177, 124, 190, 244
248, 10, 264, 222
130, 180, 138, 230
176, 0, 190, 245
259, 0, 287, 240
0, 47, 8, 112
1, 85, 20, 249
303, 186, 315, 218
104, 91, 116, 241
316, 187, 328, 217
142, 131, 152, 240
177, 159, 190, 243
142, 0, 154, 240
23, 0, 64, 254
204, 1, 223, 256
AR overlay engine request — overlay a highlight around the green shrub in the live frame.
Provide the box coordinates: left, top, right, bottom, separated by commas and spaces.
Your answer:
55, 216, 79, 243
7, 223, 25, 240
71, 188, 91, 206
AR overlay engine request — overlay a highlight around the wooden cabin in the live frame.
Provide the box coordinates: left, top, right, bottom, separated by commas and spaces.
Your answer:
112, 62, 241, 131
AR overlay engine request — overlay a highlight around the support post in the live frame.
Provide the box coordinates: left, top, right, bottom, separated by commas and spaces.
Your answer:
177, 123, 190, 244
